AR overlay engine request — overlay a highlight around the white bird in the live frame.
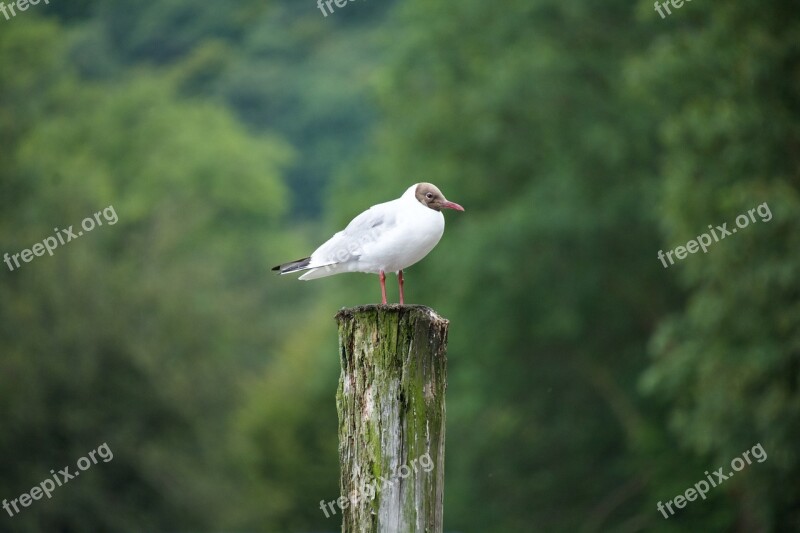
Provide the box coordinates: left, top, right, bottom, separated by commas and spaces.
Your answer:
272, 183, 465, 304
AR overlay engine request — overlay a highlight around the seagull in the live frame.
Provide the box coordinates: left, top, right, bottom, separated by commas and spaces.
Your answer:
272, 183, 464, 304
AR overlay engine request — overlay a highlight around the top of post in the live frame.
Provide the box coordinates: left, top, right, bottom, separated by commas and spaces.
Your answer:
335, 304, 449, 326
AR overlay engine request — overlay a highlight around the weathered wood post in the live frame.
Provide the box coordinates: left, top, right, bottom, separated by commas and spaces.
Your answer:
335, 304, 449, 533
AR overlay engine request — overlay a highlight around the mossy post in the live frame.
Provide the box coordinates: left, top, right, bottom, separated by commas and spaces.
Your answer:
335, 304, 449, 533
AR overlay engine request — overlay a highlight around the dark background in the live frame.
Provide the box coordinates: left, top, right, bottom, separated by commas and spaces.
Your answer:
1, 0, 798, 531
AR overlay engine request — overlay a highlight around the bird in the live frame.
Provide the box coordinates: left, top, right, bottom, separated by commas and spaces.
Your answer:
272, 183, 464, 304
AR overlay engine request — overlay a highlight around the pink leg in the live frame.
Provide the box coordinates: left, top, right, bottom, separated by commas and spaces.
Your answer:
379, 270, 387, 305
398, 270, 405, 305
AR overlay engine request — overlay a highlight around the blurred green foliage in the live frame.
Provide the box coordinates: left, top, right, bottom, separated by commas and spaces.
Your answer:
0, 0, 797, 531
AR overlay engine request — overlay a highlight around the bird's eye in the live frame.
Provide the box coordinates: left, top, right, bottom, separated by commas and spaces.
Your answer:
425, 192, 434, 200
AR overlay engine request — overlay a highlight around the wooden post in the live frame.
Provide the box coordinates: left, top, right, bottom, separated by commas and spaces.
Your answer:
335, 304, 449, 533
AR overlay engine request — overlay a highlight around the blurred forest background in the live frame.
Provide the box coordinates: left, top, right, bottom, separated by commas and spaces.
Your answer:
1, 0, 798, 531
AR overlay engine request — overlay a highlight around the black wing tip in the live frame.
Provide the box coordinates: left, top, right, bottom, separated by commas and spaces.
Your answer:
273, 257, 311, 274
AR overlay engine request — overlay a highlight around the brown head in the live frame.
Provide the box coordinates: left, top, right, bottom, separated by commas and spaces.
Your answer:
414, 183, 465, 212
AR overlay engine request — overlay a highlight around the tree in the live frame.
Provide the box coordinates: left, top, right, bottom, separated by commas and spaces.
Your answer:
0, 17, 302, 531
634, 0, 800, 529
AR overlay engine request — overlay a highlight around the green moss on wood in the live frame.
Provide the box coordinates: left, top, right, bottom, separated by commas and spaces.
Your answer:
335, 305, 448, 533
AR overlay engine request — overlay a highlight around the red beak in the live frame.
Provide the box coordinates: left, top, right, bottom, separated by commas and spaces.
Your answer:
442, 200, 465, 212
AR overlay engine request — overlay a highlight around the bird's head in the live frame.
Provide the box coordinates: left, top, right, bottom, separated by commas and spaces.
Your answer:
414, 183, 465, 212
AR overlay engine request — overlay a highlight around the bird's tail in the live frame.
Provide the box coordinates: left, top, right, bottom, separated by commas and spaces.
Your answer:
271, 257, 312, 274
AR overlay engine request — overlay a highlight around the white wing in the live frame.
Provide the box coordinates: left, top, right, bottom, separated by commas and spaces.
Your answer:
298, 200, 399, 279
